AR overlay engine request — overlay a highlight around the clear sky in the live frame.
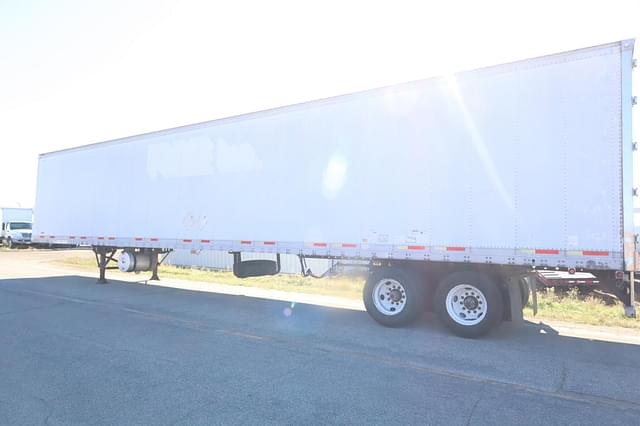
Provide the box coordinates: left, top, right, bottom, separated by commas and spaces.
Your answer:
1, 0, 638, 208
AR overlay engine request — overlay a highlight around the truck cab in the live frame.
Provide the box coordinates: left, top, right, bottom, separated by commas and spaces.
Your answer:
1, 221, 33, 248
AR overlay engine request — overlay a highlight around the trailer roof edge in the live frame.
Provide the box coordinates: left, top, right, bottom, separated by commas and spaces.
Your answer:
39, 38, 634, 158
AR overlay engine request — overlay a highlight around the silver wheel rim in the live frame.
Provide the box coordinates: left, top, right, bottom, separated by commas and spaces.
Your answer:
372, 279, 407, 316
445, 284, 487, 326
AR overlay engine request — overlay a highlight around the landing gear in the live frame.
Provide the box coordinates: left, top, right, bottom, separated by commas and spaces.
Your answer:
150, 253, 160, 281
148, 249, 171, 281
93, 246, 117, 284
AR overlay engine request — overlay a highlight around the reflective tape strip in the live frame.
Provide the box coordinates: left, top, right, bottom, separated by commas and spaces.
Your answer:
182, 239, 193, 243
108, 237, 115, 240
80, 237, 87, 240
433, 246, 465, 252
582, 251, 609, 256
69, 236, 76, 239
150, 238, 159, 241
200, 239, 211, 243
306, 242, 327, 247
134, 237, 143, 241
49, 235, 56, 239
97, 237, 105, 240
262, 241, 276, 245
328, 243, 356, 248
535, 249, 559, 255
566, 250, 609, 257
396, 245, 426, 250
240, 240, 252, 245
520, 249, 535, 255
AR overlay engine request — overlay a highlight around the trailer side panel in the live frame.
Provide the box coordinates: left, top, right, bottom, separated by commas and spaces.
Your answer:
34, 41, 631, 270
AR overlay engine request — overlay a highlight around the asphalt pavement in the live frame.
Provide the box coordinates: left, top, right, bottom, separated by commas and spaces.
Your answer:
1, 251, 640, 425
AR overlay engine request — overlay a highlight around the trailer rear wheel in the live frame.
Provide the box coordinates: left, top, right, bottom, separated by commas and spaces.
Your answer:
435, 271, 503, 338
364, 267, 423, 327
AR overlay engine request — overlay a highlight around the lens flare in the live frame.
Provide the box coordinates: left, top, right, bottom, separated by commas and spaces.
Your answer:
322, 155, 347, 199
443, 73, 514, 211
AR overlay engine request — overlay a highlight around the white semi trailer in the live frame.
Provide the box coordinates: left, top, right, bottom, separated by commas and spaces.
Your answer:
34, 40, 637, 337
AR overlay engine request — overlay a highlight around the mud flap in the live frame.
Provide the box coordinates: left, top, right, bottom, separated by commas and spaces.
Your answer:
525, 275, 538, 316
508, 278, 524, 325
626, 271, 636, 318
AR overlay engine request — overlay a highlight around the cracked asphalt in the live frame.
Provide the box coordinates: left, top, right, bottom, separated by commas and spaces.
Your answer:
1, 251, 640, 425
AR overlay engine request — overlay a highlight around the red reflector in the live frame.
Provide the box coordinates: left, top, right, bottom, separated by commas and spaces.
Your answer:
408, 245, 426, 250
182, 239, 192, 243
69, 236, 76, 239
200, 239, 211, 243
134, 237, 143, 241
240, 240, 251, 245
108, 237, 115, 240
49, 236, 56, 239
447, 246, 465, 252
150, 238, 159, 241
535, 249, 559, 255
583, 251, 608, 256
97, 237, 105, 240
313, 242, 327, 247
80, 236, 87, 240
342, 243, 357, 248
263, 241, 276, 245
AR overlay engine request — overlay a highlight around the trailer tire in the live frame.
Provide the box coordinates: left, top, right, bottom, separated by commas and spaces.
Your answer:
6, 238, 13, 249
364, 267, 424, 327
435, 271, 503, 338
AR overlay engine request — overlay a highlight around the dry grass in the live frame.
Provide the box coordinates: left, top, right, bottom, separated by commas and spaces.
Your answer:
524, 287, 640, 329
55, 256, 365, 300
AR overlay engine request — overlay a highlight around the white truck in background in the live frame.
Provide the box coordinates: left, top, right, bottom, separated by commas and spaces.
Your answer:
1, 207, 33, 248
33, 39, 637, 337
